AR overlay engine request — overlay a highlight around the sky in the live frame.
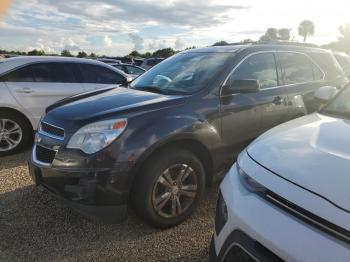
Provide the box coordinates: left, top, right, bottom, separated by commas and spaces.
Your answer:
0, 0, 349, 56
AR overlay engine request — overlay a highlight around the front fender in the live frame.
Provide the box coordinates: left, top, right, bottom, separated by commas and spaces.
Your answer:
117, 114, 221, 182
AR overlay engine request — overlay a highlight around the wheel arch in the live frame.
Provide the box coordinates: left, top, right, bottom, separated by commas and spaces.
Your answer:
130, 137, 215, 193
0, 107, 34, 132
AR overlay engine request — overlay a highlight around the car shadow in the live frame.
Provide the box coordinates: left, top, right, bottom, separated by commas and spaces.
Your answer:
0, 162, 220, 261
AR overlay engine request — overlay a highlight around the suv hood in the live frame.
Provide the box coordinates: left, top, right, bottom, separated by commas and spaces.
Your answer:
248, 113, 350, 212
45, 87, 186, 129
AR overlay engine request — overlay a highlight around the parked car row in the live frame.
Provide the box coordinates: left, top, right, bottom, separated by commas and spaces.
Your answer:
1, 43, 349, 261
0, 56, 132, 155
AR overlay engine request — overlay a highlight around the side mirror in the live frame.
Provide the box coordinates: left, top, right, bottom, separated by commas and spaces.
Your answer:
222, 79, 260, 95
126, 76, 134, 83
314, 86, 338, 103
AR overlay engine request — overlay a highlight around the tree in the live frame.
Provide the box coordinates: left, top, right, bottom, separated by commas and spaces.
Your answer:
77, 51, 87, 58
298, 20, 315, 42
152, 48, 175, 58
212, 41, 229, 46
339, 24, 350, 40
27, 49, 45, 56
266, 28, 278, 40
89, 52, 97, 58
278, 28, 291, 40
129, 50, 142, 57
61, 49, 73, 57
259, 28, 278, 42
323, 24, 350, 54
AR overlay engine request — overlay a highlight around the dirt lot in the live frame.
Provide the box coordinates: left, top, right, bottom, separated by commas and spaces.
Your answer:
0, 151, 218, 262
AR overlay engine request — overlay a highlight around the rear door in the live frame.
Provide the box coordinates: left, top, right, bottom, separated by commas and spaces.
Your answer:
78, 63, 127, 91
220, 52, 287, 158
4, 62, 84, 122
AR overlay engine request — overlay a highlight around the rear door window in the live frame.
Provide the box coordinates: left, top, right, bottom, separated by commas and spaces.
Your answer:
311, 63, 324, 80
229, 53, 278, 89
31, 62, 78, 83
279, 53, 315, 84
79, 64, 125, 84
1, 65, 35, 82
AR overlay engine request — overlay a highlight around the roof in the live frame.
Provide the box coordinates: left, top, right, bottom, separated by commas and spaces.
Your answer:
184, 43, 330, 54
0, 56, 130, 77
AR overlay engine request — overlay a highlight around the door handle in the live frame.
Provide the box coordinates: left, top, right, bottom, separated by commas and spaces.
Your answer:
272, 96, 283, 105
16, 88, 34, 94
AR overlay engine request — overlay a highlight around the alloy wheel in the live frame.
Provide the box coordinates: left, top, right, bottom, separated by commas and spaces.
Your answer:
0, 119, 23, 152
152, 164, 198, 218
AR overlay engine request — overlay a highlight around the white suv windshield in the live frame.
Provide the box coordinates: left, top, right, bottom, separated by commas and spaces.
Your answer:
130, 52, 235, 95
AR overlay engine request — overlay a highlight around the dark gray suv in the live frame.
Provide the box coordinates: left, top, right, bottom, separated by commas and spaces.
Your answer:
29, 44, 348, 228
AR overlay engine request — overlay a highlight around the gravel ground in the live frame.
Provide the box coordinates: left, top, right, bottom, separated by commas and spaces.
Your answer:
0, 151, 219, 262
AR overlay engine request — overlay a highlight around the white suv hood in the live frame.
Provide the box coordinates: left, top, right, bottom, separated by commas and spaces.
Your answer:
248, 113, 350, 212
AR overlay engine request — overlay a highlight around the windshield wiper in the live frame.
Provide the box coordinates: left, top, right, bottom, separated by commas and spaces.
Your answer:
133, 86, 170, 95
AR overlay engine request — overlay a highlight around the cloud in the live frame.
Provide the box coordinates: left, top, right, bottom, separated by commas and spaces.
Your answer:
104, 35, 112, 46
128, 33, 144, 50
175, 38, 187, 50
36, 0, 249, 29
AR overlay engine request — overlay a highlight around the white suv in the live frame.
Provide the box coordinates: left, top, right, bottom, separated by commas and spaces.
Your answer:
0, 56, 131, 156
210, 86, 350, 262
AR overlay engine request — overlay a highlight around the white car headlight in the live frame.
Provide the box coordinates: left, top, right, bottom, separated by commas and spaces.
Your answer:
67, 119, 127, 154
237, 164, 267, 194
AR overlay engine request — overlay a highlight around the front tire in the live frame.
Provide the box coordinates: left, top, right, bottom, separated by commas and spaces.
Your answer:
0, 112, 32, 156
132, 148, 206, 228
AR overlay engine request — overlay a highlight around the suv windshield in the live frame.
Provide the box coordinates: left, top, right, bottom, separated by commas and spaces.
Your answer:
130, 52, 235, 95
322, 85, 350, 119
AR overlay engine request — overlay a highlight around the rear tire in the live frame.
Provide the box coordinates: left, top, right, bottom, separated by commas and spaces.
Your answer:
0, 112, 32, 156
132, 148, 206, 228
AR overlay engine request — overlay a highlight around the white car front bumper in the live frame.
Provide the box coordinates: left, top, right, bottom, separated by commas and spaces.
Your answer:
212, 152, 350, 262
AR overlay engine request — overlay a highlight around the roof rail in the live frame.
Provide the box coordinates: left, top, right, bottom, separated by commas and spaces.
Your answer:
227, 41, 319, 48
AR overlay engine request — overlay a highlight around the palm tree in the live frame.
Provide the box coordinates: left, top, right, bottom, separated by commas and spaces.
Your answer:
298, 20, 315, 42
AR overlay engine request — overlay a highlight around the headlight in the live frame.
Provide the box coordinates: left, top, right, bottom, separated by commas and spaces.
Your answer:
237, 164, 267, 194
215, 190, 228, 235
67, 119, 127, 154
37, 115, 44, 130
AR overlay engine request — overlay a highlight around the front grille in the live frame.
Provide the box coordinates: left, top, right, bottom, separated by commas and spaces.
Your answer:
41, 122, 65, 138
219, 230, 283, 262
266, 191, 350, 244
35, 145, 56, 164
224, 246, 255, 262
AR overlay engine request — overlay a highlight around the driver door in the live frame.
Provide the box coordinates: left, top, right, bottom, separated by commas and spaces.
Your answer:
220, 52, 285, 161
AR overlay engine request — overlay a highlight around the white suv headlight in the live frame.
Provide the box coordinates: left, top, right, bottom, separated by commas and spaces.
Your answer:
67, 119, 127, 154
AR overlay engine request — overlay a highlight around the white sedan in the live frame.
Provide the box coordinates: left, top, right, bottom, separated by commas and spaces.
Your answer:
0, 56, 132, 156
210, 85, 350, 262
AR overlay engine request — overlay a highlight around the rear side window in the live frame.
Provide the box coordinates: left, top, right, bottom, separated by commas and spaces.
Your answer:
334, 54, 350, 69
229, 53, 278, 89
31, 63, 78, 83
79, 64, 125, 84
279, 53, 315, 84
1, 65, 34, 82
309, 52, 345, 80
